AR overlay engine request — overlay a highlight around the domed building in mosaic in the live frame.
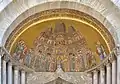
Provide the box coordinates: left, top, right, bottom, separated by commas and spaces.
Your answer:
0, 0, 120, 84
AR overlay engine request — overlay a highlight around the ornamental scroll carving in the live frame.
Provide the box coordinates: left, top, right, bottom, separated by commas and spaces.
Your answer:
13, 22, 97, 72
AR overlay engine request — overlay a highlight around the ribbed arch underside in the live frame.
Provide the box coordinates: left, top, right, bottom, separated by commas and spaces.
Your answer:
111, 0, 120, 8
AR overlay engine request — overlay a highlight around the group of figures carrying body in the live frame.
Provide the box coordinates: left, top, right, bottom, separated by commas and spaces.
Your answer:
13, 22, 107, 72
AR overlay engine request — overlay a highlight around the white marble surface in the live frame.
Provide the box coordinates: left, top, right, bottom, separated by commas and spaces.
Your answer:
14, 68, 19, 84
93, 70, 98, 84
27, 72, 91, 84
27, 66, 91, 84
117, 55, 120, 84
0, 56, 1, 84
106, 63, 111, 84
100, 67, 105, 84
0, 0, 12, 12
111, 0, 120, 8
112, 60, 117, 84
2, 60, 6, 84
8, 62, 12, 84
21, 71, 26, 84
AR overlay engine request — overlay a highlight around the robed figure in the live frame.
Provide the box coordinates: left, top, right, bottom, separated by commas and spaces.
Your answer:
96, 41, 107, 61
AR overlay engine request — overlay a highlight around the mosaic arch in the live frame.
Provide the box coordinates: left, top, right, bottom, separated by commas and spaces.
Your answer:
11, 20, 111, 72
3, 8, 115, 72
12, 22, 97, 72
0, 0, 120, 84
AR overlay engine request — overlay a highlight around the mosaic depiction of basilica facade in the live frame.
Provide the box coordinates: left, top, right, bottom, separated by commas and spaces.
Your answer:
12, 22, 107, 72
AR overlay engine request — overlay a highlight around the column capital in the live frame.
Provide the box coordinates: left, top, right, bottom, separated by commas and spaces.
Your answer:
100, 66, 105, 71
104, 59, 110, 66
109, 53, 116, 63
14, 66, 19, 70
106, 62, 111, 67
21, 70, 26, 73
115, 45, 120, 56
8, 61, 12, 66
0, 50, 5, 57
93, 69, 99, 73
0, 47, 2, 55
87, 72, 92, 77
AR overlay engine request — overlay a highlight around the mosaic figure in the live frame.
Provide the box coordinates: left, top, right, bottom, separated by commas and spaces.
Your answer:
91, 52, 97, 67
24, 49, 33, 66
13, 40, 28, 63
76, 50, 85, 71
69, 53, 76, 71
96, 41, 107, 61
14, 22, 96, 72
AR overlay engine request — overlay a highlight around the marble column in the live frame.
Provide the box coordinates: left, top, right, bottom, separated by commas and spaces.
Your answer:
93, 70, 99, 84
106, 63, 111, 84
2, 60, 6, 84
14, 67, 19, 84
100, 66, 105, 84
18, 71, 21, 84
87, 73, 93, 84
117, 48, 120, 84
0, 56, 1, 84
112, 60, 117, 84
8, 62, 12, 84
21, 70, 26, 84
117, 55, 120, 84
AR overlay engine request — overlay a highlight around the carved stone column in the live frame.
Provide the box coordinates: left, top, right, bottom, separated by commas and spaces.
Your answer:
14, 67, 19, 84
112, 60, 117, 84
21, 70, 26, 84
18, 71, 21, 84
0, 55, 1, 84
93, 70, 99, 84
8, 62, 12, 84
106, 63, 111, 84
87, 73, 93, 84
100, 66, 105, 84
117, 46, 120, 84
2, 59, 6, 84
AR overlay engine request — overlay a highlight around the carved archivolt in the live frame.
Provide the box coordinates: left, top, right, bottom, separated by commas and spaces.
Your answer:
13, 22, 107, 72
